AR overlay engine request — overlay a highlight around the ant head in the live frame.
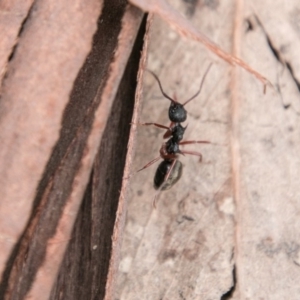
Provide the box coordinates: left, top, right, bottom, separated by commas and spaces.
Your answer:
169, 102, 187, 123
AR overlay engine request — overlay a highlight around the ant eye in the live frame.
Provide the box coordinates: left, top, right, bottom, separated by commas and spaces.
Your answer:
169, 103, 187, 123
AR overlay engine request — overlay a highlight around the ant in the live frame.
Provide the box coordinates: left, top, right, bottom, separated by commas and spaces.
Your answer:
135, 64, 212, 207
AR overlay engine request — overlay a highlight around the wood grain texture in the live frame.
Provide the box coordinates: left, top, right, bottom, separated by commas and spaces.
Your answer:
0, 0, 145, 299
0, 0, 34, 83
117, 0, 300, 299
0, 0, 102, 286
49, 8, 145, 300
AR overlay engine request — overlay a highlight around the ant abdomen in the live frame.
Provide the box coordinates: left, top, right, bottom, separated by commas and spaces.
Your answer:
154, 160, 183, 191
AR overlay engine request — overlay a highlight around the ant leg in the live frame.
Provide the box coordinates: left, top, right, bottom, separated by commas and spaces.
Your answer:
153, 192, 160, 209
180, 150, 203, 162
163, 121, 175, 139
137, 122, 169, 130
136, 156, 161, 173
163, 159, 177, 183
163, 130, 172, 139
133, 122, 176, 139
152, 159, 177, 208
124, 156, 161, 180
180, 140, 210, 145
125, 156, 161, 180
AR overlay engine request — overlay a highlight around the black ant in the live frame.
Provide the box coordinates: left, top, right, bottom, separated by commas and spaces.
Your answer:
135, 64, 212, 207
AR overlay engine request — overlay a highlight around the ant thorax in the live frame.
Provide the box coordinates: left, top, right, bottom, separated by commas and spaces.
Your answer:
159, 138, 180, 160
165, 123, 186, 142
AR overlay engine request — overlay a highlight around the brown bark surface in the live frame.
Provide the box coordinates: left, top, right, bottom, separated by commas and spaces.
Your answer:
0, 1, 145, 299
117, 0, 300, 299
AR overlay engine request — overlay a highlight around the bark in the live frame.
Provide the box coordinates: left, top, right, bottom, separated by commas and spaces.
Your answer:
0, 1, 145, 299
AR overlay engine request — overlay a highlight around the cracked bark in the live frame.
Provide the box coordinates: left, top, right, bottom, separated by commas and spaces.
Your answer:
221, 266, 236, 300
255, 14, 300, 96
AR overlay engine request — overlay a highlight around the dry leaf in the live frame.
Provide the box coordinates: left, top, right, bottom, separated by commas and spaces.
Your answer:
117, 1, 300, 299
129, 0, 269, 87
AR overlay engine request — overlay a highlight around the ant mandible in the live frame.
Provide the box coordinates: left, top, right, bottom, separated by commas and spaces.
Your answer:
136, 64, 212, 207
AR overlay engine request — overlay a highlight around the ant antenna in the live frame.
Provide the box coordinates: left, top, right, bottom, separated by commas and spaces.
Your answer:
182, 63, 213, 106
147, 70, 178, 103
